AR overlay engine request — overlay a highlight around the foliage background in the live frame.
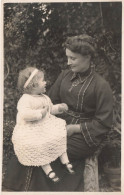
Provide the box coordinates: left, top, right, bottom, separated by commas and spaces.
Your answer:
3, 2, 122, 190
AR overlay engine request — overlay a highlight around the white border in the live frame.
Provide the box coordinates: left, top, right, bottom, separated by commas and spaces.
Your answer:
1, 0, 124, 3
0, 0, 123, 194
0, 0, 4, 193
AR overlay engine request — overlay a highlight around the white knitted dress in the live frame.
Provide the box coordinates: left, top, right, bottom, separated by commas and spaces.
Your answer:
12, 94, 67, 166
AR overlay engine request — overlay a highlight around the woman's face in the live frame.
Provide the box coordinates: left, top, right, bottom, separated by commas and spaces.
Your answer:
65, 48, 91, 73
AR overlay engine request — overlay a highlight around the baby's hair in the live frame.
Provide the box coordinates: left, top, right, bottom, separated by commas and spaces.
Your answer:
17, 67, 44, 94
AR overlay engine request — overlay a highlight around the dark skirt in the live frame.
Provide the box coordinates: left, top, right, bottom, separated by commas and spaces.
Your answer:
2, 133, 96, 191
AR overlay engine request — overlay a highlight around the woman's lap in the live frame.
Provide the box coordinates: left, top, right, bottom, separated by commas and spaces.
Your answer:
67, 133, 96, 160
2, 156, 85, 191
2, 133, 96, 191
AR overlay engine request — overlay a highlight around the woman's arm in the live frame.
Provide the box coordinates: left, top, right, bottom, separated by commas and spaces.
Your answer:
80, 80, 113, 147
67, 80, 113, 143
66, 124, 81, 136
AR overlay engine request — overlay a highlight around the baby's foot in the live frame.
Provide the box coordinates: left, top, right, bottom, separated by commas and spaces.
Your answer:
47, 171, 60, 183
64, 163, 75, 174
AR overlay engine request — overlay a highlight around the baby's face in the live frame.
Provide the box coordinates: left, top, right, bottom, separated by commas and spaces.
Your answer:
35, 76, 46, 94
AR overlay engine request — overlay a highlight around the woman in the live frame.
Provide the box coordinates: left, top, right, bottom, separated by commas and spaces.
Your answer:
3, 34, 113, 191
49, 35, 113, 160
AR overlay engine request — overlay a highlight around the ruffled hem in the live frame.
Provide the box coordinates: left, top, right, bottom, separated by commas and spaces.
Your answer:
12, 115, 67, 166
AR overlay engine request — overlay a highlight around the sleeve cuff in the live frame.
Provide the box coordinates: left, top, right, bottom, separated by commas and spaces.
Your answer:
80, 122, 98, 147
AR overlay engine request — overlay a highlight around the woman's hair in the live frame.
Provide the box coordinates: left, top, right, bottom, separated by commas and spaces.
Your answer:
17, 67, 44, 94
64, 34, 96, 58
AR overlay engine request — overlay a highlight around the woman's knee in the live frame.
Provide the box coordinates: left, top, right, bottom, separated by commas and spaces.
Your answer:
67, 134, 95, 160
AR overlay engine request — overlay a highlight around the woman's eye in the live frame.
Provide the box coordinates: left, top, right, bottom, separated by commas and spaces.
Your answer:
71, 57, 76, 60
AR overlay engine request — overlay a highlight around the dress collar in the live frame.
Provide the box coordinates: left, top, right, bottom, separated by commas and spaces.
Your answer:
70, 67, 92, 81
24, 93, 44, 97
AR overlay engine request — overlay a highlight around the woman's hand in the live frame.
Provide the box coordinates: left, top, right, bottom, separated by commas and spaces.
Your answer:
58, 103, 68, 113
66, 125, 75, 137
66, 124, 81, 137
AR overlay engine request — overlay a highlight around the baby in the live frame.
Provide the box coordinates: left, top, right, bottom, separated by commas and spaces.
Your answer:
12, 67, 75, 183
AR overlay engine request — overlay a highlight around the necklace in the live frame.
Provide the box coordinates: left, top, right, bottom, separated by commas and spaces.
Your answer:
68, 70, 92, 92
69, 79, 82, 92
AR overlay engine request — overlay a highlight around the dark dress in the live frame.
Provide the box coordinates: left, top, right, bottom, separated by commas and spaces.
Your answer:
2, 68, 113, 191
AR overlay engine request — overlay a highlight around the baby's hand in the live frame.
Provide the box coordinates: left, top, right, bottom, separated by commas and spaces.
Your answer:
58, 103, 68, 113
41, 107, 48, 118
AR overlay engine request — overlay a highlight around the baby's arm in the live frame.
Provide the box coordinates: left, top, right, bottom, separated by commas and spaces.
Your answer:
40, 107, 48, 118
17, 97, 47, 121
18, 107, 47, 121
46, 95, 68, 115
51, 103, 68, 115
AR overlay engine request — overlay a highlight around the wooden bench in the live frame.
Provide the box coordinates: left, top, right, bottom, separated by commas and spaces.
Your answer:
83, 137, 108, 191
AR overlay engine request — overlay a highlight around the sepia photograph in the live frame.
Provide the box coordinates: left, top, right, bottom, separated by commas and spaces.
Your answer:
1, 0, 122, 193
